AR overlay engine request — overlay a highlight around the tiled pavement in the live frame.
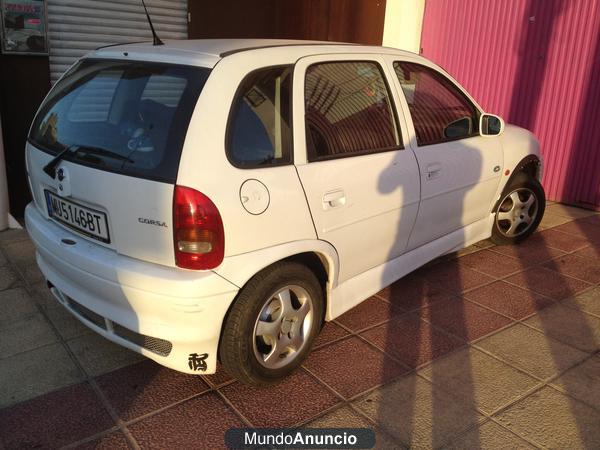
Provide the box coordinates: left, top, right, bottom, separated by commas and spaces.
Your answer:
0, 203, 599, 449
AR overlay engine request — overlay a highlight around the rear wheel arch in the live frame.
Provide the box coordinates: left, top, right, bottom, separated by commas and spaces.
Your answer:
217, 249, 335, 354
282, 252, 331, 317
218, 254, 328, 384
231, 250, 332, 316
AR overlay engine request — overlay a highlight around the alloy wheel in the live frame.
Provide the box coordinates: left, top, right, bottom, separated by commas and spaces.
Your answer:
496, 188, 539, 237
252, 285, 314, 369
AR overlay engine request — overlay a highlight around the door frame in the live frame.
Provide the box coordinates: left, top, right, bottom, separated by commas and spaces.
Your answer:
381, 54, 486, 151
291, 52, 414, 165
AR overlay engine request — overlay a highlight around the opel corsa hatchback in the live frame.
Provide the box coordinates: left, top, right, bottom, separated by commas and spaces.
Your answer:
25, 39, 545, 385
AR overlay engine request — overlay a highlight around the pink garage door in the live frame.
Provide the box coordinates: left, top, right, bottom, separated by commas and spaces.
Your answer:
421, 0, 600, 209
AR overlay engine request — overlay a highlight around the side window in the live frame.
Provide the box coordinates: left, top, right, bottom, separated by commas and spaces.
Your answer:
305, 61, 400, 161
227, 66, 293, 168
393, 62, 479, 146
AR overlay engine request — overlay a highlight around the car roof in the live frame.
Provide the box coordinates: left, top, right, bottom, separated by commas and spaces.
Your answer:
88, 38, 419, 68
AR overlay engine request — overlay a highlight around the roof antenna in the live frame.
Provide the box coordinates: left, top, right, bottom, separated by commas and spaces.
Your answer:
141, 0, 164, 46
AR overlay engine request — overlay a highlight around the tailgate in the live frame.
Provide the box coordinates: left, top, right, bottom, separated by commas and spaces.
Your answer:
25, 58, 211, 267
27, 143, 176, 266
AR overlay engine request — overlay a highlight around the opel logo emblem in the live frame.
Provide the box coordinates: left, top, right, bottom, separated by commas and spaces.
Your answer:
57, 168, 65, 182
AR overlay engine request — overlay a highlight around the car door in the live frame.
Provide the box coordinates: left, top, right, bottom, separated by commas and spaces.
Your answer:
385, 57, 503, 251
293, 54, 421, 283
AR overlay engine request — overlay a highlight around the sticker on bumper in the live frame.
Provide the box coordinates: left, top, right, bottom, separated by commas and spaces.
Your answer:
188, 352, 208, 371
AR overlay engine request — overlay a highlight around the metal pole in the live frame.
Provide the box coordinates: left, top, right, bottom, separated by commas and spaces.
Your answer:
0, 115, 10, 231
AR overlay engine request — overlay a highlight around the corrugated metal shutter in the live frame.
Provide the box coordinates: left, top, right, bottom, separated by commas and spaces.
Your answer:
421, 0, 600, 208
47, 0, 187, 83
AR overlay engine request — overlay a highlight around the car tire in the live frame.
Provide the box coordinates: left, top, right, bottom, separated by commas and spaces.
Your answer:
491, 174, 546, 245
220, 261, 324, 385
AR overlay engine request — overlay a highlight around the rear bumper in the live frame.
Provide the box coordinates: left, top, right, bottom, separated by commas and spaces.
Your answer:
25, 203, 239, 374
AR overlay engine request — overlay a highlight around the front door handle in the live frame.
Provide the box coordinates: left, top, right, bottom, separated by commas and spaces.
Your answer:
426, 163, 442, 180
322, 189, 346, 209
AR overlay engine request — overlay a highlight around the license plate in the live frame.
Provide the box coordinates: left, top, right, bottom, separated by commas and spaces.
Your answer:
44, 190, 110, 243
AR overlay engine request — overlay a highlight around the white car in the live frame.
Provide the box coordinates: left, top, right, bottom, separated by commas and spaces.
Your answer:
25, 39, 545, 384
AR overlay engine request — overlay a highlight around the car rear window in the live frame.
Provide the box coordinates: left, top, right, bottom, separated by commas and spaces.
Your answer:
29, 59, 210, 183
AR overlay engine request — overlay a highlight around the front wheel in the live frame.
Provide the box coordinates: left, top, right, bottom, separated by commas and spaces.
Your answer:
491, 175, 546, 245
220, 261, 324, 385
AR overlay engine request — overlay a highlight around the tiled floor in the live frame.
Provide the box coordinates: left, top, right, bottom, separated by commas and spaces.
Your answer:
1, 203, 599, 449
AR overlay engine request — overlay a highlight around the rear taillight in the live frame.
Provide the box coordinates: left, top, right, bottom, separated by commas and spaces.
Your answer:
173, 185, 224, 270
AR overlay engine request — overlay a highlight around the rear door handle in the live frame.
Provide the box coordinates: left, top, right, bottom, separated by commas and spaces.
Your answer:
322, 189, 346, 209
426, 163, 442, 180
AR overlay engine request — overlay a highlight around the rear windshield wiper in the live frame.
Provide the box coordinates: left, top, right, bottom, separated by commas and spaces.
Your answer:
43, 145, 134, 179
43, 144, 76, 178
75, 145, 135, 163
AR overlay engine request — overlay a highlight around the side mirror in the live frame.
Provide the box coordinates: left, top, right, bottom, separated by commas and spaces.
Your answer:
480, 113, 504, 136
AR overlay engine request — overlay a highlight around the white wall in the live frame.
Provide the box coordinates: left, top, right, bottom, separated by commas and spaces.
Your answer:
382, 0, 425, 53
0, 116, 9, 230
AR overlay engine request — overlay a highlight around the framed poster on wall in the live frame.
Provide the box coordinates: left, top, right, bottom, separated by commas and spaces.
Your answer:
0, 0, 48, 54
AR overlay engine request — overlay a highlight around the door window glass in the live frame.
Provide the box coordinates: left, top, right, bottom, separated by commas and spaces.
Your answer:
394, 62, 479, 146
305, 61, 400, 161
